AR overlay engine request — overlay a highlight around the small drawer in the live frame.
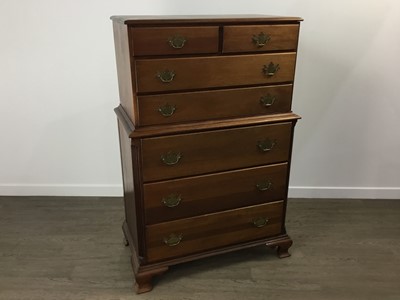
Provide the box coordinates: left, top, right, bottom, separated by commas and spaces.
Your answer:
135, 53, 296, 93
146, 201, 284, 262
144, 163, 288, 224
138, 84, 293, 126
223, 24, 299, 53
130, 26, 219, 56
141, 122, 293, 182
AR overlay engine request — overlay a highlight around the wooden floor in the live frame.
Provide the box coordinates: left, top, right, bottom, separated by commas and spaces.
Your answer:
0, 197, 399, 300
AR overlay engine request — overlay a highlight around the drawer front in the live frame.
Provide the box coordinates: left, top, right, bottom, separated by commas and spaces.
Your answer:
135, 53, 296, 93
131, 26, 219, 56
223, 24, 299, 53
146, 201, 284, 262
141, 122, 293, 182
144, 163, 288, 224
138, 84, 293, 126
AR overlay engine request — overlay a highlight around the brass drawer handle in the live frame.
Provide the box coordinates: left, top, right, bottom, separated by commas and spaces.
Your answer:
252, 32, 271, 47
161, 151, 182, 165
157, 70, 175, 83
162, 194, 182, 208
253, 217, 269, 228
159, 103, 176, 117
256, 180, 272, 191
164, 233, 183, 247
168, 35, 187, 49
260, 94, 276, 107
263, 62, 280, 76
257, 139, 276, 152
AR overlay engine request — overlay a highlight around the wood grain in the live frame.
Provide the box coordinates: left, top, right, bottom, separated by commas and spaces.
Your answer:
138, 84, 293, 126
112, 22, 137, 124
135, 53, 296, 93
146, 201, 284, 262
131, 26, 219, 56
143, 163, 288, 224
141, 122, 293, 182
223, 24, 299, 53
117, 120, 140, 253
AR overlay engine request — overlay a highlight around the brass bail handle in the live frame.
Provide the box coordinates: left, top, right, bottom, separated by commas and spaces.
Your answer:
260, 94, 276, 107
162, 194, 182, 208
168, 35, 187, 49
159, 103, 176, 117
252, 217, 269, 228
257, 138, 276, 152
252, 32, 271, 47
256, 180, 272, 191
157, 70, 175, 83
163, 233, 183, 247
161, 151, 182, 166
263, 62, 280, 76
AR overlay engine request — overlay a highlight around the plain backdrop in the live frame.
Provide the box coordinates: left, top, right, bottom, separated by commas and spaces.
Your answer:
1, 0, 399, 198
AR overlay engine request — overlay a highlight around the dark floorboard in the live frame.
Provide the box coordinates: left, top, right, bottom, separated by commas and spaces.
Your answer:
0, 197, 399, 300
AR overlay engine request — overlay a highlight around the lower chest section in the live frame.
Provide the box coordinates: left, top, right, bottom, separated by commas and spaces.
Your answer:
136, 119, 296, 263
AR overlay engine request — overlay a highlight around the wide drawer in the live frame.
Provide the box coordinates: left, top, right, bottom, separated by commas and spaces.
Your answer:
146, 201, 284, 262
130, 26, 219, 56
223, 24, 299, 53
138, 84, 293, 126
141, 122, 293, 182
144, 163, 288, 224
135, 53, 296, 93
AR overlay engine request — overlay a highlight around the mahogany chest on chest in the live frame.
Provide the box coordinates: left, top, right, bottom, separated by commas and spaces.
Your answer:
111, 14, 302, 293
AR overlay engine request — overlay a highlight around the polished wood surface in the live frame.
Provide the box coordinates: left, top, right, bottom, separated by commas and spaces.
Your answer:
146, 201, 284, 262
223, 24, 299, 53
112, 22, 137, 123
141, 122, 292, 182
144, 163, 288, 224
135, 53, 296, 93
129, 108, 300, 139
115, 104, 300, 139
112, 15, 302, 293
138, 84, 293, 126
131, 26, 219, 56
117, 120, 140, 253
111, 14, 303, 24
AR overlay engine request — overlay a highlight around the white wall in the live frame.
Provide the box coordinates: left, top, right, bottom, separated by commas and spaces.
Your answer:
0, 0, 399, 198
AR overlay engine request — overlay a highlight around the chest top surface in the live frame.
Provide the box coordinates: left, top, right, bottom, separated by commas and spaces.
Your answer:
110, 14, 303, 25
